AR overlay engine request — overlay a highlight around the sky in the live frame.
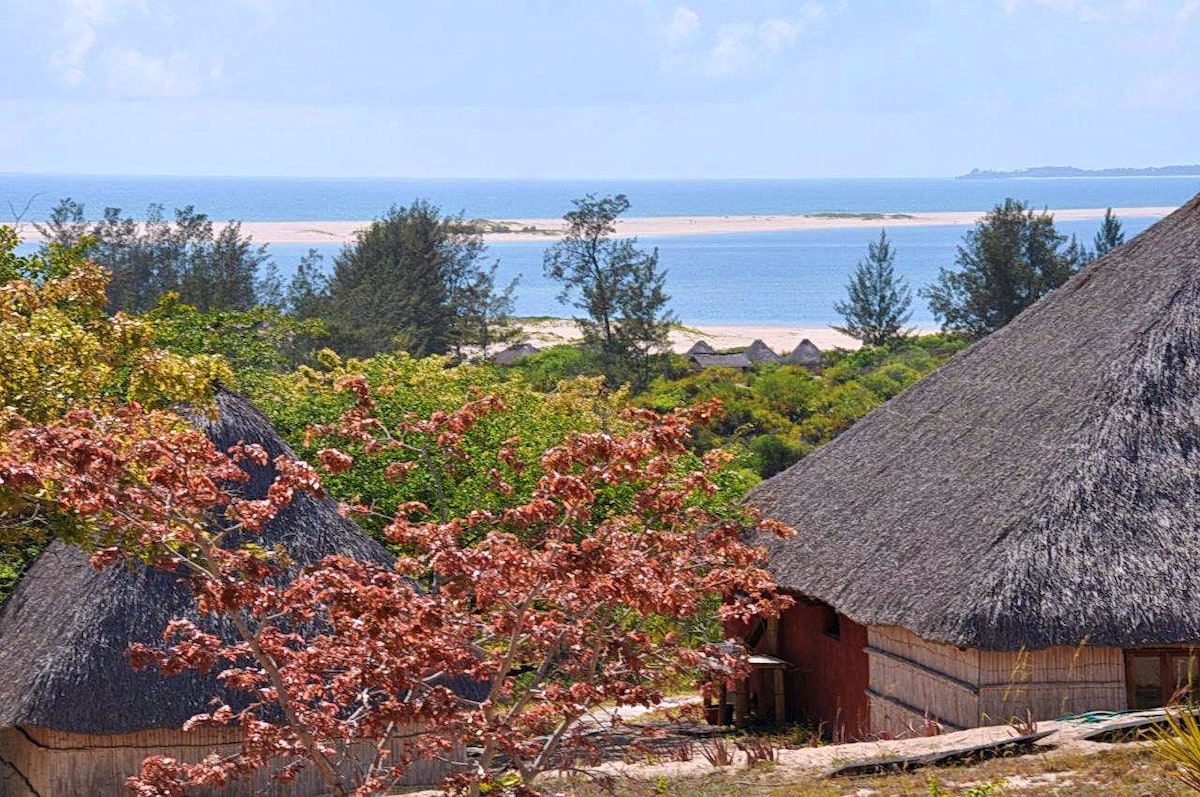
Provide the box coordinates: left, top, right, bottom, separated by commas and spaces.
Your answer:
0, 0, 1197, 178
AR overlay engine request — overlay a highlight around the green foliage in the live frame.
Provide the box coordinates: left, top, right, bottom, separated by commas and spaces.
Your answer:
326, 200, 516, 359
1152, 707, 1200, 792
506, 344, 607, 391
640, 335, 965, 477
0, 226, 231, 423
833, 229, 913, 346
921, 198, 1084, 338
543, 194, 675, 390
35, 198, 271, 314
249, 353, 635, 540
144, 295, 329, 383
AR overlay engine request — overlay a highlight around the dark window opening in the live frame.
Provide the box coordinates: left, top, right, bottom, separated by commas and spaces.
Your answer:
823, 606, 841, 640
744, 619, 765, 649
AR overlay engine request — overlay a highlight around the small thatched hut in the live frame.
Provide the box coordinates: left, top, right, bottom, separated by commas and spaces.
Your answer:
783, 339, 821, 369
743, 195, 1200, 739
689, 352, 753, 372
684, 340, 716, 356
744, 339, 783, 365
0, 389, 472, 796
491, 342, 540, 366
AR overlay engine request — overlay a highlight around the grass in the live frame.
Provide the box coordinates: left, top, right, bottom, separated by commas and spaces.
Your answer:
560, 745, 1192, 796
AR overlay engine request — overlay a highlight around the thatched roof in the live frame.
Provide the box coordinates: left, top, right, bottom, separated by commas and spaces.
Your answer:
783, 339, 821, 368
747, 194, 1200, 651
744, 339, 782, 364
491, 343, 540, 366
684, 340, 716, 356
690, 352, 752, 370
0, 389, 481, 736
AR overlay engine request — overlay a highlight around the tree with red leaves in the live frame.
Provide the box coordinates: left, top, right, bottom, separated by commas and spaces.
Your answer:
1, 377, 790, 796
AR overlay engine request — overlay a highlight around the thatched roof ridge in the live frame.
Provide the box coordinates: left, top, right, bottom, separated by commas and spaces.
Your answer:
684, 340, 716, 356
0, 389, 481, 736
783, 339, 821, 368
744, 339, 782, 364
491, 343, 540, 366
690, 352, 752, 370
748, 194, 1200, 651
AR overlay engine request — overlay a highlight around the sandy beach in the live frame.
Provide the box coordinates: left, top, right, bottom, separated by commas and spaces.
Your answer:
517, 318, 889, 353
17, 206, 1173, 246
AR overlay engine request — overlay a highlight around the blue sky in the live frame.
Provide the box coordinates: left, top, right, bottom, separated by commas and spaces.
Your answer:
1, 0, 1196, 178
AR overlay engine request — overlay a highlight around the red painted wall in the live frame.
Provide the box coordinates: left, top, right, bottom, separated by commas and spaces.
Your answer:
725, 596, 869, 739
776, 599, 869, 740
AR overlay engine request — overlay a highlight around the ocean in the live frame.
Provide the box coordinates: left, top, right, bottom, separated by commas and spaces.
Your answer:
3, 174, 1190, 326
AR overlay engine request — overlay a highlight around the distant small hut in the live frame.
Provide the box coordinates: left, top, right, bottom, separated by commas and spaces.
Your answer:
744, 339, 782, 365
689, 352, 753, 372
684, 340, 716, 356
739, 194, 1200, 740
0, 389, 479, 796
491, 342, 541, 366
782, 339, 822, 369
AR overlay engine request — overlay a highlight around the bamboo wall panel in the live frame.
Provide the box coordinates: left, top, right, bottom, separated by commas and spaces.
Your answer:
978, 645, 1124, 687
1, 725, 457, 797
868, 652, 979, 730
978, 682, 1126, 723
867, 695, 944, 739
869, 626, 981, 686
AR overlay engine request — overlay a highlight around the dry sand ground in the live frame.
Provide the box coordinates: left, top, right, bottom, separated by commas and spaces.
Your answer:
17, 207, 1173, 247
396, 706, 1167, 796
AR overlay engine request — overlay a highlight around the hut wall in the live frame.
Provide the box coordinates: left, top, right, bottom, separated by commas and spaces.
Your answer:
0, 725, 456, 797
865, 627, 1128, 735
866, 626, 980, 736
777, 601, 870, 739
977, 646, 1126, 723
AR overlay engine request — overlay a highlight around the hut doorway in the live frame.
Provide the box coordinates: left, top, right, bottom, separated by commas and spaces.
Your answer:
1125, 648, 1199, 709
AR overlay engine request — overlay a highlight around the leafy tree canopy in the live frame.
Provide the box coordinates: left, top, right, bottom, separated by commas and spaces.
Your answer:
921, 198, 1084, 337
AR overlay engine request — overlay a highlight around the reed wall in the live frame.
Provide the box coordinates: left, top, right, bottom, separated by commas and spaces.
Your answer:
0, 725, 456, 797
866, 626, 1127, 735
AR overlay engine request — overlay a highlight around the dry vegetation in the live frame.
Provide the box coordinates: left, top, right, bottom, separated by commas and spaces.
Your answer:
560, 745, 1190, 796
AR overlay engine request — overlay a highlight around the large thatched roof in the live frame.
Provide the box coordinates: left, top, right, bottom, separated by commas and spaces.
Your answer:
690, 352, 752, 370
0, 389, 477, 736
684, 340, 716, 356
748, 194, 1200, 652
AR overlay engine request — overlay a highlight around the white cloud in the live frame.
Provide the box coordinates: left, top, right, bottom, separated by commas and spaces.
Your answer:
51, 0, 142, 85
664, 2, 827, 77
103, 47, 208, 97
665, 5, 700, 43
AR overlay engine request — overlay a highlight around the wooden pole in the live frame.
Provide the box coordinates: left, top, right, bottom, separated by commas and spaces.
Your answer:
735, 677, 750, 727
774, 667, 786, 724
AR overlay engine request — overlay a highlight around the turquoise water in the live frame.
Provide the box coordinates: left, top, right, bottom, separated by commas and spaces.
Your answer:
4, 174, 1176, 325
269, 217, 1156, 326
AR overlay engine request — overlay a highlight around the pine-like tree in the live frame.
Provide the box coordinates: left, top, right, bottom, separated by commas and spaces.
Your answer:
832, 230, 913, 347
326, 201, 516, 359
921, 199, 1084, 338
1094, 207, 1125, 257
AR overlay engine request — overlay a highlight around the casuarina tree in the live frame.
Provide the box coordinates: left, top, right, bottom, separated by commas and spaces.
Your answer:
921, 198, 1083, 338
1094, 207, 1125, 257
833, 229, 913, 346
543, 194, 674, 389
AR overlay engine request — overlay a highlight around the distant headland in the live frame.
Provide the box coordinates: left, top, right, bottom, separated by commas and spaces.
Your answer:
959, 165, 1200, 180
